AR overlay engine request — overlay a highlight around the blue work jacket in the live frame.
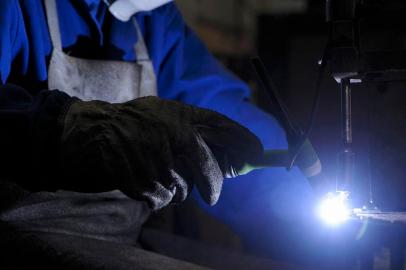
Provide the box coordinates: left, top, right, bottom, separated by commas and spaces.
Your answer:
0, 0, 313, 252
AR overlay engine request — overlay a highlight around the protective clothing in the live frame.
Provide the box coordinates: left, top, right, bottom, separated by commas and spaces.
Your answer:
0, 0, 314, 253
0, 0, 263, 244
46, 0, 157, 101
0, 0, 161, 243
60, 96, 263, 209
108, 0, 173, 22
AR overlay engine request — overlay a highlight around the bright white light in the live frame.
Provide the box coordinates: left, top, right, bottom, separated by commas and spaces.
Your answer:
317, 192, 350, 225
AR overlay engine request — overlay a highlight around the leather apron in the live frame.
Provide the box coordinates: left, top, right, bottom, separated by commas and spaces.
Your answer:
46, 0, 157, 101
0, 0, 156, 245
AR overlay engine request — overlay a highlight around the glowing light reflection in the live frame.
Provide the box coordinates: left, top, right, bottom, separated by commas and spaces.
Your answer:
317, 191, 350, 226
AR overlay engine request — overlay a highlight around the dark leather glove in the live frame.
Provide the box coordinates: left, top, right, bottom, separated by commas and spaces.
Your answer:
60, 96, 263, 210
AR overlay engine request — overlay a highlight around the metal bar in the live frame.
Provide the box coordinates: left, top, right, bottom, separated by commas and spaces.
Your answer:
337, 79, 355, 191
341, 78, 352, 147
356, 211, 406, 223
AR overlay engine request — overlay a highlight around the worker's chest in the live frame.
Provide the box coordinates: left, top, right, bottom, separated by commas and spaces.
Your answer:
7, 0, 141, 87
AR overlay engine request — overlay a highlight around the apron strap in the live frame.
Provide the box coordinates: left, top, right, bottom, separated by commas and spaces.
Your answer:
131, 17, 158, 97
132, 18, 151, 61
45, 0, 151, 62
44, 0, 63, 50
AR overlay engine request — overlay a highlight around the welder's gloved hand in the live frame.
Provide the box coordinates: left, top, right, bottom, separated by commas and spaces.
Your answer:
60, 96, 263, 210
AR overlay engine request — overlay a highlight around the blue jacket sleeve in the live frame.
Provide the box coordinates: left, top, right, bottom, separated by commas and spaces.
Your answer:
156, 3, 314, 247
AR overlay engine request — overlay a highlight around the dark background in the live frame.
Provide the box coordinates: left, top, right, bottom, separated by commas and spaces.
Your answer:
177, 0, 406, 211
171, 0, 406, 268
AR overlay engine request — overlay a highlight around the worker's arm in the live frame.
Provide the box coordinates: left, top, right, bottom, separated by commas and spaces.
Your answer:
0, 3, 264, 211
0, 82, 264, 210
0, 84, 72, 189
155, 3, 314, 246
0, 2, 73, 189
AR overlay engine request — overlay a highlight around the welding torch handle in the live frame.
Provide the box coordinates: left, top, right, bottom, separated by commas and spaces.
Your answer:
237, 149, 290, 175
238, 139, 322, 178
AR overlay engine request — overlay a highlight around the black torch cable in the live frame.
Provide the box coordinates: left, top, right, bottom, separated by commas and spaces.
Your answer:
287, 22, 333, 169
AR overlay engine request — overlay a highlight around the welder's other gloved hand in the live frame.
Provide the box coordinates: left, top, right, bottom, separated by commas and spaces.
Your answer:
60, 96, 263, 210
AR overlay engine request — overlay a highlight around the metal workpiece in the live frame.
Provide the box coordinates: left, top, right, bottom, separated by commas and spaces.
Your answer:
354, 208, 406, 224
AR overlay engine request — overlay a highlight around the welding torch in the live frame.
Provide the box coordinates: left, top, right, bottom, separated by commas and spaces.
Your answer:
236, 58, 322, 185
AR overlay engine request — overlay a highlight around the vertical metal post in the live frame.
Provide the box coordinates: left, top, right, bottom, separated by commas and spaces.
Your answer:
337, 78, 355, 192
341, 78, 352, 147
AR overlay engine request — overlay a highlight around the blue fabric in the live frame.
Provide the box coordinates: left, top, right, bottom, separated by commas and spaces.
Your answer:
0, 0, 313, 250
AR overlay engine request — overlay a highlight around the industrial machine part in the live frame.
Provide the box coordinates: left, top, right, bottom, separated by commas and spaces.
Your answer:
336, 78, 354, 193
326, 0, 406, 201
326, 0, 406, 83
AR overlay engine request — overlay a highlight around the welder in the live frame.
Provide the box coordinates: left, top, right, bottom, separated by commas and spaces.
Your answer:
0, 0, 314, 267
